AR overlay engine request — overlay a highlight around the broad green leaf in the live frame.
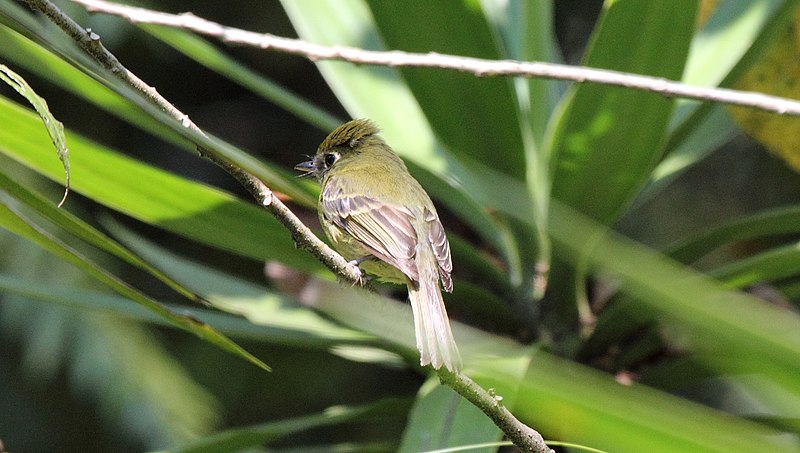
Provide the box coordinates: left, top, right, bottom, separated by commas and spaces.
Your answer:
0, 25, 186, 150
509, 351, 794, 453
543, 1, 697, 330
0, 14, 317, 207
298, 261, 795, 452
104, 220, 377, 348
0, 63, 69, 206
366, 0, 525, 179
0, 94, 323, 272
549, 201, 800, 383
549, 0, 697, 224
0, 196, 270, 371
399, 377, 499, 453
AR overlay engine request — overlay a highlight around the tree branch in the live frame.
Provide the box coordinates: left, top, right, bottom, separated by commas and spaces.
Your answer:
22, 1, 552, 452
21, 0, 362, 285
438, 369, 553, 453
72, 0, 800, 117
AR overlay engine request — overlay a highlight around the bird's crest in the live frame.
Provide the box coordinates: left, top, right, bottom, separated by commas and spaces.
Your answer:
320, 118, 381, 151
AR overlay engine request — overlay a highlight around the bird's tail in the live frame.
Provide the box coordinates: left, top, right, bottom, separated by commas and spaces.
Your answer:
408, 250, 462, 372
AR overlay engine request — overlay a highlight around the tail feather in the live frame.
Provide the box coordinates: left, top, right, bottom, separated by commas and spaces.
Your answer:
408, 249, 462, 371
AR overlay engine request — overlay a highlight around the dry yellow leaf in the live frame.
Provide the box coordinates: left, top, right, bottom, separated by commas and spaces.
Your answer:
701, 0, 800, 172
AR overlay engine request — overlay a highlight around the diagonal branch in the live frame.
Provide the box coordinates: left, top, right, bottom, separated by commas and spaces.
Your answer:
72, 0, 800, 117
438, 369, 553, 453
21, 1, 552, 452
20, 0, 363, 284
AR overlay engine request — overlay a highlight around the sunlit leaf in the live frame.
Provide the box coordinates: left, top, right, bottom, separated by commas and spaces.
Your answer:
0, 95, 322, 271
549, 0, 697, 223
0, 63, 69, 206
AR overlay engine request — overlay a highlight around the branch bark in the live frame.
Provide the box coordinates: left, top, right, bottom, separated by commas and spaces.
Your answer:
71, 0, 800, 117
21, 0, 362, 285
438, 369, 554, 453
21, 1, 552, 452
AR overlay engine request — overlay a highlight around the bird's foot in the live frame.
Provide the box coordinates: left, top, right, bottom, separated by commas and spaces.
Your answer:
347, 257, 372, 286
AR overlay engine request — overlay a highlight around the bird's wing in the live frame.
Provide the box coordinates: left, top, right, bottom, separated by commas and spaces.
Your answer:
322, 183, 419, 281
425, 208, 453, 292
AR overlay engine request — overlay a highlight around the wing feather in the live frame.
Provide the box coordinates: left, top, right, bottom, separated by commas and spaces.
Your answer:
322, 183, 419, 281
425, 208, 453, 292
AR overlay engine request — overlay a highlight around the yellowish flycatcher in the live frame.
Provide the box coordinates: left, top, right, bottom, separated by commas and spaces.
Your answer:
296, 119, 462, 371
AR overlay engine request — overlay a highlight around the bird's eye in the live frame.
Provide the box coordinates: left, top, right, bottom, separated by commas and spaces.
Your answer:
323, 152, 339, 167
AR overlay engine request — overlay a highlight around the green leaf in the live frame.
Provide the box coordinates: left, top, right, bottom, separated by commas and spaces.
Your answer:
549, 201, 800, 383
509, 351, 793, 453
0, 170, 207, 305
549, 0, 697, 223
0, 94, 323, 272
299, 263, 796, 452
175, 399, 408, 453
103, 219, 376, 348
663, 0, 799, 168
0, 63, 69, 206
0, 196, 270, 371
141, 24, 343, 133
280, 0, 524, 266
366, 0, 525, 179
0, 16, 317, 207
666, 205, 800, 263
709, 241, 800, 288
399, 377, 499, 453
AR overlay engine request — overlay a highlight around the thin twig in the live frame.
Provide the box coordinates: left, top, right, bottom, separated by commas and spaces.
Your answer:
72, 0, 800, 117
438, 369, 554, 453
21, 0, 361, 285
22, 1, 551, 452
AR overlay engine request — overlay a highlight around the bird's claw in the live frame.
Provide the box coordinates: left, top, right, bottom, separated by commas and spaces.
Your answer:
347, 258, 371, 286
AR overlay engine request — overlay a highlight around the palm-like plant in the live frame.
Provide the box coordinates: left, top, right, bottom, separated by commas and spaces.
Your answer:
1, 1, 800, 452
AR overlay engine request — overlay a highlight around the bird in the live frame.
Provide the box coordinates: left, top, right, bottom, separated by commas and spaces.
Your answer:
295, 119, 462, 371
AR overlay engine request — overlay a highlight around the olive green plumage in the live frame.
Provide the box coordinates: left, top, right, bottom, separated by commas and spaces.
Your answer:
296, 119, 461, 371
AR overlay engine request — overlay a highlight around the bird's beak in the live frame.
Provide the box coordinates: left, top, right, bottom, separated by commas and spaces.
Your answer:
294, 159, 315, 174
